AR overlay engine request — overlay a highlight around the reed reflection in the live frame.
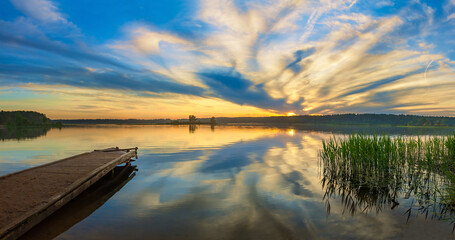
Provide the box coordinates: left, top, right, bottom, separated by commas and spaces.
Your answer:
4, 126, 455, 239
320, 134, 455, 222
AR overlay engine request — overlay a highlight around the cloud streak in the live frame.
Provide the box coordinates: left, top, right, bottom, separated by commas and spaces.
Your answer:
10, 0, 65, 23
0, 64, 205, 96
0, 0, 455, 117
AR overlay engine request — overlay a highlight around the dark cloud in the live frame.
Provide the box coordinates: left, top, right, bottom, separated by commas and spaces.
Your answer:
307, 68, 430, 114
0, 30, 134, 71
337, 68, 426, 99
0, 61, 304, 111
0, 64, 205, 96
285, 47, 316, 73
75, 105, 99, 109
308, 87, 433, 115
307, 102, 425, 116
198, 68, 303, 112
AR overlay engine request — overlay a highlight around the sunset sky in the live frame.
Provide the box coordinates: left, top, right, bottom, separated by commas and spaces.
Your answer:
0, 0, 454, 119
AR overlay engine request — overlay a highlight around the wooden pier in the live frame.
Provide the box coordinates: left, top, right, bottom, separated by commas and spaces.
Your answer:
0, 147, 138, 240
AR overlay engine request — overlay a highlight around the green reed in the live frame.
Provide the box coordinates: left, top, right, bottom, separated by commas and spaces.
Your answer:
320, 133, 455, 219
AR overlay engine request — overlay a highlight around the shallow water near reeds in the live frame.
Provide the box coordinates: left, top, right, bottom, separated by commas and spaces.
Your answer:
1, 125, 455, 240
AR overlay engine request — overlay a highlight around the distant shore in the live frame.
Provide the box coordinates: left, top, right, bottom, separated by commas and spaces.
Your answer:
51, 122, 455, 136
0, 111, 62, 128
54, 113, 455, 128
3, 111, 455, 130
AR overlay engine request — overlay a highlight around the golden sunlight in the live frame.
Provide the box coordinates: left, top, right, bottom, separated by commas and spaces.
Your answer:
286, 129, 295, 136
287, 112, 296, 116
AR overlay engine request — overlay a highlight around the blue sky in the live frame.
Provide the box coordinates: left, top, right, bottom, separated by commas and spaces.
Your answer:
0, 0, 454, 118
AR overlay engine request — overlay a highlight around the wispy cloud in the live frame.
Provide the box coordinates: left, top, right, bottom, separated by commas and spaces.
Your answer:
10, 0, 65, 23
0, 0, 454, 117
0, 65, 205, 96
375, 0, 394, 8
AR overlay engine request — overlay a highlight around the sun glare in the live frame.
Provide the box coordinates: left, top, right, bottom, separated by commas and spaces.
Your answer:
287, 112, 296, 116
286, 129, 295, 136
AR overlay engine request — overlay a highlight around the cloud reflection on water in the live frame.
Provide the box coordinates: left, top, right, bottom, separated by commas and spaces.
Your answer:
1, 125, 454, 239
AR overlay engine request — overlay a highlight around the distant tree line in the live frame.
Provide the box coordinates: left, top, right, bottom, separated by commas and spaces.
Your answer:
212, 114, 455, 127
55, 114, 455, 127
60, 115, 219, 126
0, 111, 62, 127
59, 118, 172, 125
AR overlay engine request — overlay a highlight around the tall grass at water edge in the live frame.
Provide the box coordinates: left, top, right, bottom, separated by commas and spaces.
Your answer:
320, 133, 455, 218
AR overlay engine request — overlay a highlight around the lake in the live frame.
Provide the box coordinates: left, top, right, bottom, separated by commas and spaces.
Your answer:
1, 125, 454, 240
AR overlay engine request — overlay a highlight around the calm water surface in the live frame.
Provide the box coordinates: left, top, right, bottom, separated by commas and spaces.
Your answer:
1, 125, 454, 240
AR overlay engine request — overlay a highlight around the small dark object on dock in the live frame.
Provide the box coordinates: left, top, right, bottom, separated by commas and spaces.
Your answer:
391, 199, 400, 209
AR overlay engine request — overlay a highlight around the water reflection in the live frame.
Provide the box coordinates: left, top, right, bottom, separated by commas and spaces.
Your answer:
320, 136, 455, 222
286, 129, 295, 136
189, 124, 197, 133
321, 166, 452, 219
0, 125, 278, 175
2, 126, 455, 239
19, 164, 137, 240
288, 124, 455, 135
0, 126, 52, 141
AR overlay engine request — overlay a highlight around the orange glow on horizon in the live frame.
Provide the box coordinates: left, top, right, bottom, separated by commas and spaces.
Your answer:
287, 112, 296, 116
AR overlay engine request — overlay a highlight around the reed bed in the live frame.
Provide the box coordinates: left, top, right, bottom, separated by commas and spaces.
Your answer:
320, 133, 455, 219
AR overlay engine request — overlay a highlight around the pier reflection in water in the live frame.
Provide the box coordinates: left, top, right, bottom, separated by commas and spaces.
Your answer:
1, 125, 455, 239
19, 164, 137, 240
